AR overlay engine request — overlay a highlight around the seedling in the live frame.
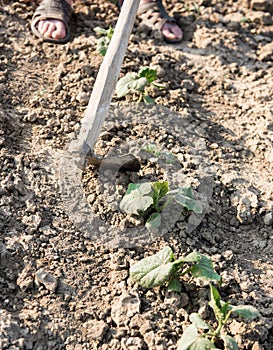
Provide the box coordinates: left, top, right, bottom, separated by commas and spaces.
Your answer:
119, 181, 202, 231
130, 246, 221, 291
94, 26, 114, 56
177, 284, 259, 349
142, 143, 176, 164
116, 66, 166, 103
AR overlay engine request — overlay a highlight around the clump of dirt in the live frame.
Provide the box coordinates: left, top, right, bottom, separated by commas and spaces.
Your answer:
1, 0, 273, 349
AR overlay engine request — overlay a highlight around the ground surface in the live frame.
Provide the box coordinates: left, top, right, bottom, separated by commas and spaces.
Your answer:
1, 0, 273, 349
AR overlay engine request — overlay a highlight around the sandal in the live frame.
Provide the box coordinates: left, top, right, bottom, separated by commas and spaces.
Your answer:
31, 0, 73, 44
137, 0, 182, 43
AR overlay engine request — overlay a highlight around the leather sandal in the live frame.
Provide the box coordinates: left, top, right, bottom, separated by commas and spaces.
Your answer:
31, 0, 73, 44
137, 0, 182, 43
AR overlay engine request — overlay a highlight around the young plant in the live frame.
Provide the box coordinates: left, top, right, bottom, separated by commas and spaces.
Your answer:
177, 284, 259, 350
94, 26, 114, 56
116, 66, 166, 103
130, 246, 221, 291
142, 143, 176, 164
119, 181, 202, 231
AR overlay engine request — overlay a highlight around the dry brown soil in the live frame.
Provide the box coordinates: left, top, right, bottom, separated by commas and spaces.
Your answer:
1, 0, 273, 349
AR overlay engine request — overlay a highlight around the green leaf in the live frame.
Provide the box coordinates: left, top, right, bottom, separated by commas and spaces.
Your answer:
177, 324, 198, 350
228, 305, 259, 319
174, 193, 202, 213
119, 182, 153, 215
221, 335, 238, 350
94, 26, 113, 38
129, 246, 178, 288
189, 313, 211, 330
131, 77, 148, 92
96, 36, 111, 56
178, 251, 202, 263
146, 212, 161, 231
177, 325, 216, 350
158, 151, 176, 164
191, 255, 221, 282
138, 66, 157, 83
116, 73, 138, 97
167, 278, 182, 292
209, 284, 224, 323
220, 301, 230, 320
151, 181, 169, 206
94, 26, 108, 35
143, 95, 155, 104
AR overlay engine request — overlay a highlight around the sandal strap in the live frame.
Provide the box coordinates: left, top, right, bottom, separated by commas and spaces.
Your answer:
137, 0, 176, 31
31, 0, 73, 43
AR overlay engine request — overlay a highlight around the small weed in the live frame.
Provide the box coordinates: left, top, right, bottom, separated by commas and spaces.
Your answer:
130, 246, 221, 290
94, 26, 114, 56
142, 143, 176, 164
120, 181, 202, 231
177, 284, 259, 349
116, 66, 166, 103
240, 17, 251, 24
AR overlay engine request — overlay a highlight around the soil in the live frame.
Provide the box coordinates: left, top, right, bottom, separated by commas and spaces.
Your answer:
1, 0, 273, 349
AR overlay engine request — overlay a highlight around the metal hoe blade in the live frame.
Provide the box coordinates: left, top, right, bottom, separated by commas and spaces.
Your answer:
69, 0, 141, 171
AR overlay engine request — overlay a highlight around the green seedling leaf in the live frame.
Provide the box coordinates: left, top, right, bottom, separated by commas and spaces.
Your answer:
228, 305, 259, 319
209, 284, 224, 323
146, 212, 161, 231
158, 151, 176, 164
178, 251, 202, 263
130, 246, 178, 288
177, 324, 216, 350
116, 73, 138, 97
151, 181, 169, 208
189, 313, 211, 330
221, 335, 238, 350
174, 193, 202, 213
131, 77, 148, 92
191, 255, 221, 282
94, 26, 108, 35
138, 66, 157, 83
142, 144, 160, 157
120, 182, 153, 215
94, 26, 114, 56
96, 37, 111, 56
143, 95, 155, 104
177, 324, 198, 349
168, 187, 202, 213
167, 278, 182, 292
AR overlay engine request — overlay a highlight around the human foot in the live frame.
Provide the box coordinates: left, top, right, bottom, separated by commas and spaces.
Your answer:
139, 0, 183, 43
31, 0, 73, 43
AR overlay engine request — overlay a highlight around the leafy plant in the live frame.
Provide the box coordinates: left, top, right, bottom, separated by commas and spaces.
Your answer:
94, 26, 114, 56
177, 284, 259, 350
142, 143, 176, 164
116, 66, 166, 103
130, 246, 221, 291
119, 181, 202, 231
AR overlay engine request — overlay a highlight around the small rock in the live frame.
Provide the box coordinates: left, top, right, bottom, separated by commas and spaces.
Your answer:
263, 211, 273, 225
258, 42, 273, 61
250, 0, 273, 13
76, 91, 90, 105
83, 320, 108, 341
121, 337, 147, 350
17, 264, 34, 292
111, 291, 140, 326
35, 268, 58, 292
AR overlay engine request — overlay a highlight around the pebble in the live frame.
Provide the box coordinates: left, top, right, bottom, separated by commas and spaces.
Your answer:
35, 269, 58, 292
76, 91, 90, 105
111, 291, 140, 326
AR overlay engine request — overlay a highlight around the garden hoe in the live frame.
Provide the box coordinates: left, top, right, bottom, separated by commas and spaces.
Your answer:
69, 0, 141, 172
